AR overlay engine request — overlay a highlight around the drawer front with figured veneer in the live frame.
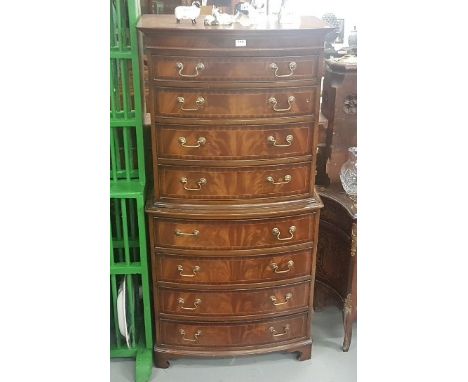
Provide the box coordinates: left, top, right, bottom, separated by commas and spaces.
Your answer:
157, 123, 314, 160
157, 282, 310, 318
155, 248, 313, 285
158, 313, 309, 348
158, 163, 311, 200
153, 87, 317, 119
151, 55, 320, 83
153, 214, 316, 250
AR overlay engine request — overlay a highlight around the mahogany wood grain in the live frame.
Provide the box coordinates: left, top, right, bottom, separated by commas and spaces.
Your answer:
152, 214, 316, 250
156, 122, 314, 160
153, 86, 317, 119
147, 196, 323, 220
151, 55, 320, 83
138, 15, 331, 54
157, 281, 310, 319
144, 37, 325, 55
158, 313, 309, 348
153, 115, 316, 127
140, 15, 327, 366
157, 162, 311, 200
154, 248, 312, 285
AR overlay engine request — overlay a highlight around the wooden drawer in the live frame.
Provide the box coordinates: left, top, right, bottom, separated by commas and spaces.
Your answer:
139, 16, 331, 53
158, 282, 310, 318
153, 214, 316, 250
151, 55, 320, 83
158, 313, 308, 348
153, 87, 317, 119
155, 248, 313, 285
156, 122, 314, 160
158, 162, 311, 200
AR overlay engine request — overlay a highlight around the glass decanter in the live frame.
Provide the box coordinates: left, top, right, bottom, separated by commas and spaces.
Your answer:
340, 147, 357, 200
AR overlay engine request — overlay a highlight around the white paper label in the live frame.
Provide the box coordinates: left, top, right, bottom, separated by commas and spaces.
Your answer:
235, 39, 247, 47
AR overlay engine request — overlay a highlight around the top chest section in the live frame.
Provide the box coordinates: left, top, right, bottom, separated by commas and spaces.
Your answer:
139, 16, 330, 89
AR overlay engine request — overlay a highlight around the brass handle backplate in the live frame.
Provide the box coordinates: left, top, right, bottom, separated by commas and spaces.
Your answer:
175, 229, 200, 237
267, 174, 292, 185
179, 328, 202, 342
180, 177, 207, 191
271, 260, 294, 274
267, 134, 293, 147
177, 96, 205, 111
178, 136, 207, 148
268, 96, 295, 112
272, 225, 296, 241
270, 61, 297, 78
176, 62, 205, 78
177, 265, 200, 277
178, 297, 202, 311
269, 324, 290, 337
270, 292, 293, 306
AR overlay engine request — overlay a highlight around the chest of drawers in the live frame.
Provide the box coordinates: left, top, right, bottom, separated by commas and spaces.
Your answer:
138, 15, 330, 368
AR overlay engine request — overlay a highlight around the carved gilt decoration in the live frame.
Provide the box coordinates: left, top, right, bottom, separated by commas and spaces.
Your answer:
343, 94, 357, 114
343, 293, 353, 315
351, 223, 357, 257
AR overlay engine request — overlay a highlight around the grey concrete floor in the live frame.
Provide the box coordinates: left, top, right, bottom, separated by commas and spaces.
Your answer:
111, 307, 357, 382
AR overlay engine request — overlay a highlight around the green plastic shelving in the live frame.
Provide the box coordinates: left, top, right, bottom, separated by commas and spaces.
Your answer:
110, 1, 153, 381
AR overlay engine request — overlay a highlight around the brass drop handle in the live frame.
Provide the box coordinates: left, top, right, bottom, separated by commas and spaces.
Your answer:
178, 136, 207, 148
178, 297, 202, 311
179, 328, 202, 342
177, 265, 200, 277
177, 96, 205, 111
175, 229, 200, 237
176, 62, 205, 78
269, 324, 290, 337
270, 293, 292, 306
268, 96, 295, 112
270, 61, 297, 78
267, 135, 293, 147
271, 260, 294, 274
267, 175, 292, 185
272, 225, 296, 241
180, 177, 207, 191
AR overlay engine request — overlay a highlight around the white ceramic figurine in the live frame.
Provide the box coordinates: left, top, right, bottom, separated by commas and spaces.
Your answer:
204, 5, 237, 26
234, 0, 265, 26
175, 1, 201, 24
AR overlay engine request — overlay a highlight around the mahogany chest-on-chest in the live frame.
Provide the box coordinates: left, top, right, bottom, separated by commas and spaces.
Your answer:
138, 15, 331, 367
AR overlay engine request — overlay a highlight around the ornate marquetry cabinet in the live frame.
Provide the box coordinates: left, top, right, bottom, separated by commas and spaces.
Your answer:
138, 15, 331, 367
314, 185, 357, 351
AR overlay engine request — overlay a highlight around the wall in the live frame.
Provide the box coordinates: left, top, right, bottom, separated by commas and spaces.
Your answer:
270, 0, 358, 46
